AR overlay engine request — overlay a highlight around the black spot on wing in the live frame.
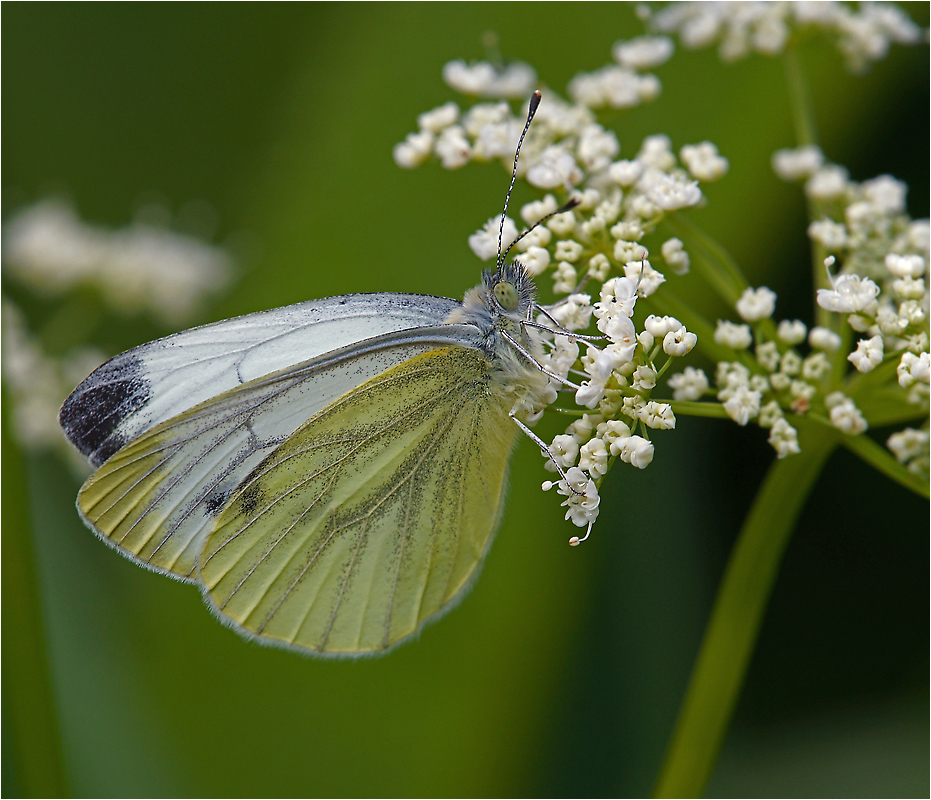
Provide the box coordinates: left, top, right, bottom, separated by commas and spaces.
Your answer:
205, 487, 231, 517
59, 353, 151, 466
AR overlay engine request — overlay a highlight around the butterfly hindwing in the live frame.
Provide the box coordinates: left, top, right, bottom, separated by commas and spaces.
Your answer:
76, 326, 482, 583
198, 346, 519, 656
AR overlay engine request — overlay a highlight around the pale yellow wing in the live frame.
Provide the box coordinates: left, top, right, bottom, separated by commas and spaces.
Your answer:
198, 346, 519, 656
76, 329, 479, 582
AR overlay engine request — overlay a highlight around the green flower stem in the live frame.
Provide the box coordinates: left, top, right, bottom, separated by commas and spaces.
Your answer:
782, 44, 836, 336
840, 431, 930, 499
782, 44, 818, 147
654, 419, 837, 798
668, 400, 730, 420
1, 393, 69, 796
663, 213, 749, 307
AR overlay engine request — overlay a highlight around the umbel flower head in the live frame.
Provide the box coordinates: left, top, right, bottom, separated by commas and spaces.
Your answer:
395, 7, 928, 540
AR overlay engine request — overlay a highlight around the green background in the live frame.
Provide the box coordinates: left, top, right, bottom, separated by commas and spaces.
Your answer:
3, 4, 928, 797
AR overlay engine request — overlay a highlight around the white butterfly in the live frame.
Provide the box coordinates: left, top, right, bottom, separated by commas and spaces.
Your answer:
59, 91, 584, 656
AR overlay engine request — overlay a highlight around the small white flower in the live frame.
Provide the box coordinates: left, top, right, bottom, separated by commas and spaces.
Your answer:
862, 174, 907, 215
790, 380, 816, 401
637, 134, 676, 170
613, 35, 675, 68
892, 277, 926, 301
801, 352, 832, 382
443, 60, 536, 98
680, 141, 729, 181
547, 210, 578, 237
554, 239, 584, 263
780, 350, 803, 376
847, 335, 884, 373
623, 259, 665, 296
809, 326, 843, 352
577, 124, 621, 172
521, 194, 559, 225
777, 319, 808, 345
514, 246, 550, 277
468, 215, 518, 260
543, 467, 601, 528
642, 171, 703, 210
758, 400, 783, 428
769, 418, 801, 458
607, 159, 644, 186
579, 438, 609, 478
641, 401, 676, 430
736, 286, 777, 321
756, 341, 781, 372
817, 273, 880, 313
661, 237, 690, 275
526, 145, 582, 189
644, 314, 682, 337
393, 130, 434, 168
632, 365, 657, 391
548, 294, 593, 332
805, 164, 850, 201
514, 225, 551, 252
714, 320, 753, 349
667, 366, 709, 401
617, 435, 654, 468
808, 219, 848, 250
897, 351, 931, 388
546, 434, 580, 472
772, 145, 824, 180
722, 386, 762, 426
472, 118, 524, 161
885, 253, 926, 279
663, 327, 697, 356
576, 377, 608, 409
417, 102, 459, 133
587, 253, 611, 281
443, 60, 496, 95
827, 394, 868, 434
887, 428, 929, 464
435, 125, 472, 169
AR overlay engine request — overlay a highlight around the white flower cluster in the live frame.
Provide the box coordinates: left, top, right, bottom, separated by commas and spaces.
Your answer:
3, 199, 234, 325
2, 300, 103, 466
699, 155, 931, 466
394, 40, 739, 539
644, 1, 925, 71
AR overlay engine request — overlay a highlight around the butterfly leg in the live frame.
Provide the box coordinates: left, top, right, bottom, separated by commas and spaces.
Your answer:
508, 408, 583, 495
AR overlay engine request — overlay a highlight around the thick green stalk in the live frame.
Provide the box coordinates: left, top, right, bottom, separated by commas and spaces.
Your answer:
654, 420, 838, 798
1, 395, 69, 796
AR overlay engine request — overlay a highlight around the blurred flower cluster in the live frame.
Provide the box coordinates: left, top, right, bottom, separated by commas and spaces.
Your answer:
642, 0, 924, 71
395, 3, 928, 540
2, 199, 234, 463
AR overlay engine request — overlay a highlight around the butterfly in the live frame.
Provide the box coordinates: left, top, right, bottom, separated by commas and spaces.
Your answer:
59, 91, 581, 657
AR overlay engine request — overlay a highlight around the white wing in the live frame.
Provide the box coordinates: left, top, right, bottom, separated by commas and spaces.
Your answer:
74, 324, 485, 583
60, 293, 459, 466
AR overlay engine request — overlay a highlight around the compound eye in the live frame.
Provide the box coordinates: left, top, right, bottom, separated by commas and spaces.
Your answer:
494, 281, 519, 311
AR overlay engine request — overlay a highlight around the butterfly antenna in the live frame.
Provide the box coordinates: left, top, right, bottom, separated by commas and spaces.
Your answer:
502, 196, 580, 266
497, 90, 542, 275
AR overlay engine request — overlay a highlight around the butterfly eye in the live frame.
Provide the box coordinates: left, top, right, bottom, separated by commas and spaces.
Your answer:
494, 281, 519, 311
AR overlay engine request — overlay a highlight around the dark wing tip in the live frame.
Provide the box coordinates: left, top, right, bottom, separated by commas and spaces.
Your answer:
59, 353, 151, 466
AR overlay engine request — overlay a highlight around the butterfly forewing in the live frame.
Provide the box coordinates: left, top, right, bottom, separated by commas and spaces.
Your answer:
76, 326, 481, 583
199, 346, 519, 655
61, 294, 460, 466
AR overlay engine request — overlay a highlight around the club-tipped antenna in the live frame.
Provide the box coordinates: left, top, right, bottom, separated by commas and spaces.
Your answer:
497, 90, 542, 274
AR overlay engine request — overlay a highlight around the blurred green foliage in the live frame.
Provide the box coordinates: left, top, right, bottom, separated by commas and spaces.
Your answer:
2, 4, 928, 797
